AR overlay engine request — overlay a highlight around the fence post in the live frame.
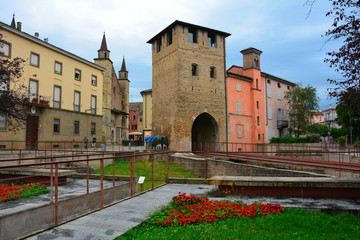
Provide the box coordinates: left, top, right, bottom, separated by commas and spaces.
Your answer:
151, 153, 154, 189
54, 163, 59, 225
86, 155, 90, 194
130, 152, 135, 196
166, 152, 170, 180
112, 153, 115, 187
100, 158, 104, 208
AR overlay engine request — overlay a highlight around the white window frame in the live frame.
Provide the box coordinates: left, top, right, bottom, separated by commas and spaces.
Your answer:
91, 95, 97, 114
54, 61, 62, 75
75, 69, 81, 81
237, 125, 243, 138
236, 100, 242, 115
74, 91, 80, 112
54, 86, 61, 108
236, 82, 241, 91
91, 75, 97, 86
29, 80, 38, 101
30, 52, 40, 67
268, 106, 273, 120
0, 41, 10, 57
0, 114, 6, 130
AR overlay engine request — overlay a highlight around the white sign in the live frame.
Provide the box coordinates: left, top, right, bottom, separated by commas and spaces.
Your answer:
138, 176, 145, 184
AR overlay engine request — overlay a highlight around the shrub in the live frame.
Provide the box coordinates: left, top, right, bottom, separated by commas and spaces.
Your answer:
354, 140, 360, 147
336, 136, 347, 146
270, 136, 319, 144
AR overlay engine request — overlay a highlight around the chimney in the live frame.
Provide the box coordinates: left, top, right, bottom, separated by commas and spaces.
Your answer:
16, 22, 22, 31
35, 32, 39, 38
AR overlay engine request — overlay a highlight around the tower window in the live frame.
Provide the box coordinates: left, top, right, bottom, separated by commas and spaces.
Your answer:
167, 30, 172, 46
157, 37, 162, 52
188, 28, 197, 43
254, 58, 259, 68
210, 67, 216, 79
207, 32, 216, 47
191, 64, 198, 76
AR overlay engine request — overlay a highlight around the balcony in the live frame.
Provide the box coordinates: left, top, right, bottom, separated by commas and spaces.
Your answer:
23, 94, 50, 107
277, 120, 289, 129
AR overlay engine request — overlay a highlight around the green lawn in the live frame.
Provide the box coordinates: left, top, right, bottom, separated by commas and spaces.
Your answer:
117, 208, 360, 240
94, 159, 197, 191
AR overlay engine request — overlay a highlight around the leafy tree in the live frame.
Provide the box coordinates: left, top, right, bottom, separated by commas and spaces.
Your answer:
323, 0, 360, 105
307, 123, 329, 137
286, 84, 319, 137
336, 93, 360, 142
0, 29, 28, 131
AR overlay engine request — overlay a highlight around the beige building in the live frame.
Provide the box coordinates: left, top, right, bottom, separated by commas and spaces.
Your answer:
263, 72, 296, 141
147, 20, 230, 151
94, 34, 129, 144
0, 16, 104, 149
140, 89, 152, 138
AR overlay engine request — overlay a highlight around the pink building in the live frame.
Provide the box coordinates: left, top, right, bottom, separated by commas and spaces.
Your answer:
227, 48, 295, 147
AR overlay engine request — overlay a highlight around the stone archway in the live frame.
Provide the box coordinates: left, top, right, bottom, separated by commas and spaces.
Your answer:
191, 113, 218, 151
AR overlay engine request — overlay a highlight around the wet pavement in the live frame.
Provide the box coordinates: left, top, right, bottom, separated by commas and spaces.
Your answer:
24, 183, 360, 240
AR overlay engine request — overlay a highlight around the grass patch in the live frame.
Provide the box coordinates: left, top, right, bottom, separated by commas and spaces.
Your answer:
0, 183, 50, 202
117, 193, 360, 240
94, 159, 197, 191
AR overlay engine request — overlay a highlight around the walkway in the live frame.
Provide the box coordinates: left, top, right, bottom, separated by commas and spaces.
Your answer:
26, 184, 360, 240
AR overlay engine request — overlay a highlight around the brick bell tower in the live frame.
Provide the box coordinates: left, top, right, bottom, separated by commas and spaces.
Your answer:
147, 20, 231, 151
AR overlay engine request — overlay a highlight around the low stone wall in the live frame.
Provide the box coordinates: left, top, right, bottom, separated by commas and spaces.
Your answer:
171, 153, 328, 178
0, 182, 132, 240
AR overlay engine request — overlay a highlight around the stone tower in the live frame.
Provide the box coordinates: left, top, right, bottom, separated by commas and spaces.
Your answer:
147, 20, 231, 151
94, 33, 129, 143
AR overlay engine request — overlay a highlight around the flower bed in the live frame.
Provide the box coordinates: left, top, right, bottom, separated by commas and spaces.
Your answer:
0, 183, 49, 202
149, 192, 285, 227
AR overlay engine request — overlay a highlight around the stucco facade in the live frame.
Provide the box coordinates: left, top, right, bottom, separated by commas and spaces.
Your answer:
0, 17, 104, 149
227, 48, 295, 147
140, 89, 152, 138
148, 21, 230, 151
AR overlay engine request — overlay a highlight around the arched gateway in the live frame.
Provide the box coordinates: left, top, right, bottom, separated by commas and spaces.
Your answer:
191, 113, 218, 151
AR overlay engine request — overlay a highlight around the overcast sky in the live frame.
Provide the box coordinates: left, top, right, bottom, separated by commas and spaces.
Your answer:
1, 0, 342, 109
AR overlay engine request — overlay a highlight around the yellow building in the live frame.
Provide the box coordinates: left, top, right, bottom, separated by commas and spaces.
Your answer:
140, 89, 152, 138
0, 17, 104, 149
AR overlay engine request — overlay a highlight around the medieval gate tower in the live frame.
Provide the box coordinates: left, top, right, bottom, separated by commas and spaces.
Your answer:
147, 20, 230, 151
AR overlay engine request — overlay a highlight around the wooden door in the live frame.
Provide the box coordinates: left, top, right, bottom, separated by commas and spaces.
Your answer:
26, 115, 39, 150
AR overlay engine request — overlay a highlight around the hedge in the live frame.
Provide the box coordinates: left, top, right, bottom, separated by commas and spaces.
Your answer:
270, 136, 320, 144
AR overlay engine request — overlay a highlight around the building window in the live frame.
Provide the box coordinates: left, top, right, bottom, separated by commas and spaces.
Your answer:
91, 95, 97, 114
257, 116, 260, 126
53, 119, 60, 133
207, 32, 216, 47
236, 82, 241, 91
192, 64, 198, 76
268, 106, 273, 119
277, 89, 282, 100
90, 122, 96, 135
254, 58, 259, 68
133, 115, 136, 120
139, 117, 143, 122
74, 91, 80, 112
167, 30, 172, 46
54, 86, 61, 108
256, 79, 259, 89
267, 79, 271, 84
236, 100, 242, 115
29, 79, 38, 101
258, 134, 261, 141
30, 52, 40, 67
54, 61, 62, 75
0, 114, 6, 130
157, 37, 162, 52
287, 86, 290, 90
237, 125, 243, 138
0, 41, 10, 57
267, 84, 271, 97
256, 101, 259, 109
75, 69, 81, 81
188, 28, 197, 43
91, 75, 97, 86
131, 124, 137, 130
210, 67, 216, 78
74, 120, 80, 134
